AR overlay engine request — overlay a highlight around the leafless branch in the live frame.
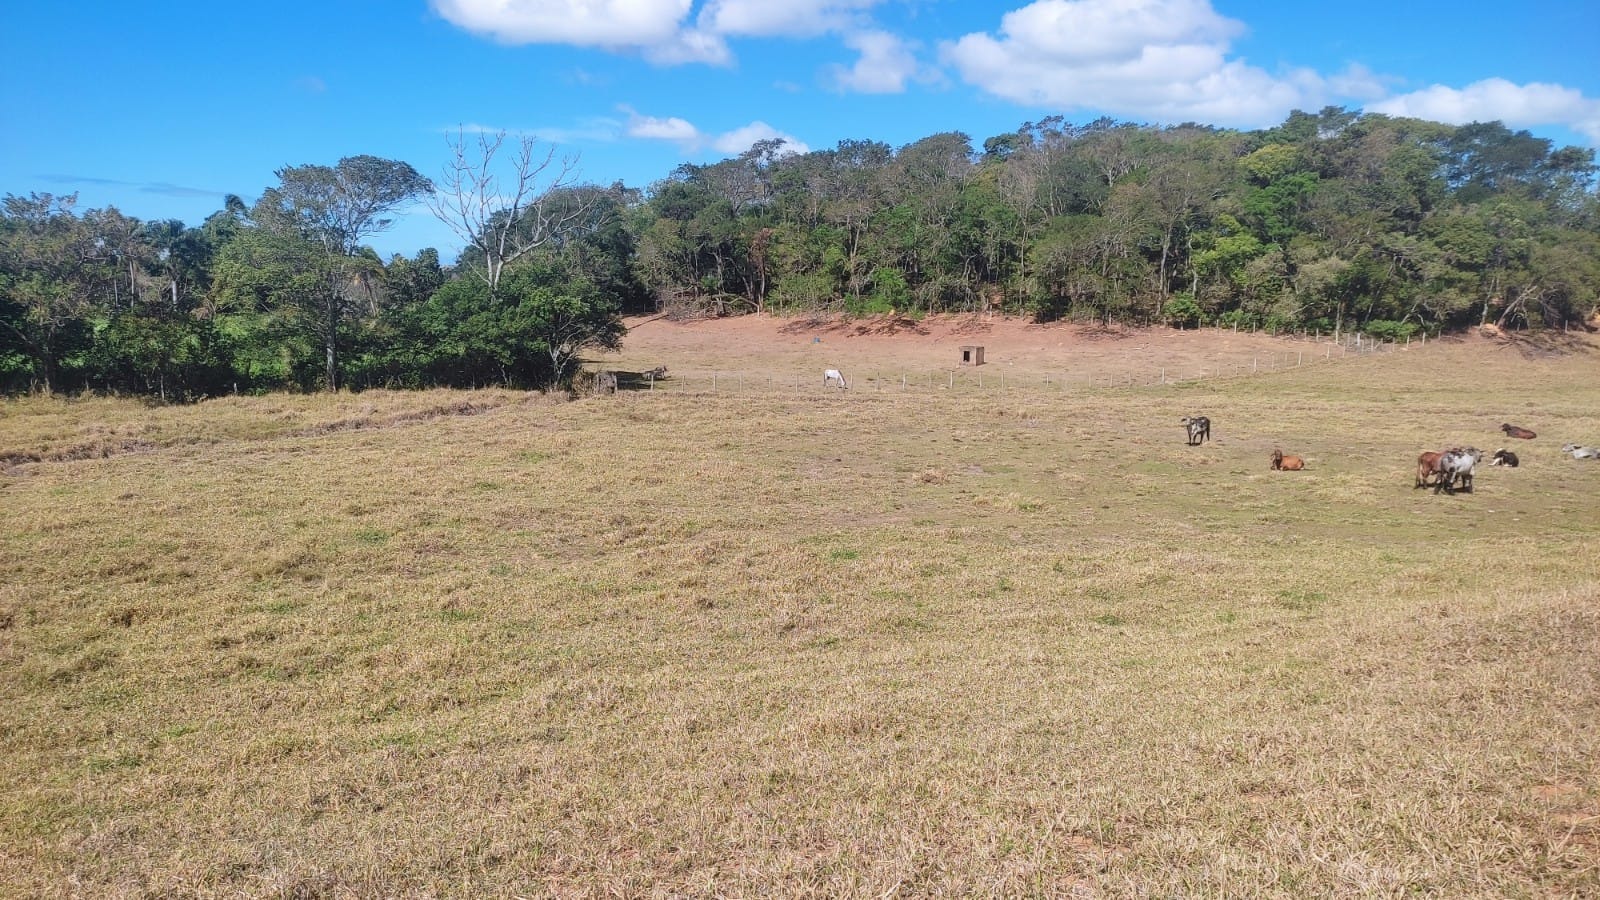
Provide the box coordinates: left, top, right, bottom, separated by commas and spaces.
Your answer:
426, 127, 591, 294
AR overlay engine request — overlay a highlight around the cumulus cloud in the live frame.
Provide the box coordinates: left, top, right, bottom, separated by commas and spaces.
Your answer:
1369, 78, 1600, 144
622, 107, 809, 156
429, 0, 729, 63
624, 110, 703, 146
431, 0, 909, 81
641, 27, 732, 65
941, 0, 1324, 125
710, 122, 811, 155
827, 30, 921, 93
987, 0, 1243, 65
430, 0, 883, 63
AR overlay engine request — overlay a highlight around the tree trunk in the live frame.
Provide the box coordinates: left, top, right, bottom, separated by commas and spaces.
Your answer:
325, 291, 339, 391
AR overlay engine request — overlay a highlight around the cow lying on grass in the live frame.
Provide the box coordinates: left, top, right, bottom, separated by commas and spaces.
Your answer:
1489, 449, 1519, 467
1500, 423, 1537, 440
1270, 449, 1304, 471
1562, 443, 1600, 460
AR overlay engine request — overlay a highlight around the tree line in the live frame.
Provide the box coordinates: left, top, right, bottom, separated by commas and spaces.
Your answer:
4, 108, 1597, 398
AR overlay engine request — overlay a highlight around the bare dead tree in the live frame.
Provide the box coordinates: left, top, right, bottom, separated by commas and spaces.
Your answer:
426, 128, 590, 295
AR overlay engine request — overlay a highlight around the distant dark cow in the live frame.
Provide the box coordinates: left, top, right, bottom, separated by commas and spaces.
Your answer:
1500, 423, 1537, 440
1435, 447, 1483, 494
1489, 448, 1519, 467
1271, 449, 1304, 471
1181, 415, 1211, 446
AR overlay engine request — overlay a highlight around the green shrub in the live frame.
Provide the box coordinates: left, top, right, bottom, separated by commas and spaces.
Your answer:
1364, 319, 1421, 342
1162, 295, 1205, 328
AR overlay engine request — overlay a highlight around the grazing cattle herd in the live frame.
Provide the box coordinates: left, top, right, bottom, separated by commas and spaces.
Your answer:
1171, 412, 1593, 495
606, 367, 1591, 494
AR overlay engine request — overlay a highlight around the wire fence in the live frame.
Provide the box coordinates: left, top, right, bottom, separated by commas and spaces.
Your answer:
605, 330, 1425, 397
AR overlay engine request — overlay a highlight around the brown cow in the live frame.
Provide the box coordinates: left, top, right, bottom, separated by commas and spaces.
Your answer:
1500, 423, 1536, 440
1271, 449, 1304, 471
1415, 450, 1448, 489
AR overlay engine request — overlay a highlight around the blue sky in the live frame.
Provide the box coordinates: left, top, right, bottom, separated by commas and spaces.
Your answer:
4, 1, 1597, 262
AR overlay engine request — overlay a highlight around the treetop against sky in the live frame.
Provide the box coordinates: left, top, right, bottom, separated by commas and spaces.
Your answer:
3, 0, 1596, 257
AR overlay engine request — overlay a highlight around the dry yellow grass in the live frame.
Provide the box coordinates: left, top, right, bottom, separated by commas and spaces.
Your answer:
2, 330, 1598, 897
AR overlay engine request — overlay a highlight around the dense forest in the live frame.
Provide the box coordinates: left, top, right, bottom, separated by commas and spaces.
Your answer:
4, 108, 1597, 398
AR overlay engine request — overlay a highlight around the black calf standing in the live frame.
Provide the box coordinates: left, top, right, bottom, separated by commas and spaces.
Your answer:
1180, 415, 1211, 446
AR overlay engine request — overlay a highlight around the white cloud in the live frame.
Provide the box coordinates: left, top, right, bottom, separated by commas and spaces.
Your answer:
429, 0, 731, 62
622, 107, 809, 156
641, 27, 733, 65
827, 30, 920, 94
624, 111, 703, 146
432, 0, 909, 76
941, 0, 1323, 126
1368, 78, 1600, 144
711, 122, 811, 155
991, 0, 1242, 65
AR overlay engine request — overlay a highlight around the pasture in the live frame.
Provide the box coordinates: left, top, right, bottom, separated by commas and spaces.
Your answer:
2, 320, 1599, 897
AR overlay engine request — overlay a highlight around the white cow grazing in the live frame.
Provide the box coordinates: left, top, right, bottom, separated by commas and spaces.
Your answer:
823, 368, 849, 389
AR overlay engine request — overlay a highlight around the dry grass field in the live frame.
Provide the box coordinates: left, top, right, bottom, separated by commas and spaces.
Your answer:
2, 318, 1598, 898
